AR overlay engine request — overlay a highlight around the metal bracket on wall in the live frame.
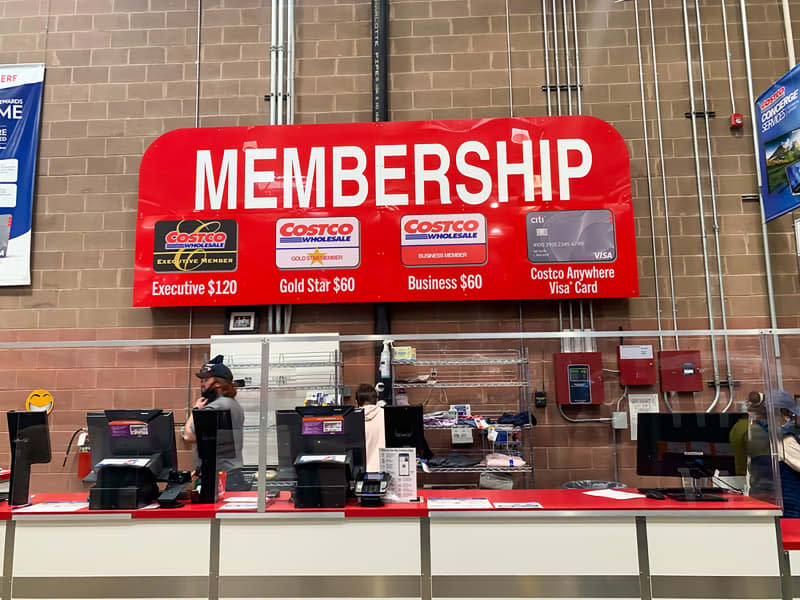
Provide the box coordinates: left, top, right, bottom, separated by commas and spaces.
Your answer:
741, 194, 761, 202
541, 84, 583, 92
684, 111, 716, 119
706, 380, 740, 389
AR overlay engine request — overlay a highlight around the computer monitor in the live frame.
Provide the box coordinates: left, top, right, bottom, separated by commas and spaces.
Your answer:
8, 411, 52, 506
637, 412, 745, 500
384, 405, 433, 460
103, 409, 177, 480
192, 408, 236, 504
276, 406, 366, 479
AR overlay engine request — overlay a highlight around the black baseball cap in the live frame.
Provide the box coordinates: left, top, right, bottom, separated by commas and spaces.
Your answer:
195, 355, 233, 381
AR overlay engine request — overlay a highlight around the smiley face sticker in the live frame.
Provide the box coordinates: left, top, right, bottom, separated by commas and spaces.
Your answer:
25, 390, 54, 414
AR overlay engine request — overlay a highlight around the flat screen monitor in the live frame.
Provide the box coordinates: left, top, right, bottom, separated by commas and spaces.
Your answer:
384, 405, 433, 460
276, 406, 366, 479
103, 409, 177, 480
8, 411, 51, 505
636, 412, 745, 478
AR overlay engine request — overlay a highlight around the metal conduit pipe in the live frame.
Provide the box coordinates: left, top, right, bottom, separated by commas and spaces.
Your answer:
633, 0, 672, 412
739, 0, 783, 387
505, 0, 514, 116
287, 0, 295, 124
571, 0, 581, 113
542, 0, 552, 115
720, 0, 736, 115
562, 0, 572, 113
551, 0, 562, 115
681, 0, 721, 411
782, 0, 796, 67
276, 0, 285, 125
692, 0, 734, 412
633, 0, 663, 357
269, 0, 278, 125
195, 0, 202, 128
647, 0, 678, 349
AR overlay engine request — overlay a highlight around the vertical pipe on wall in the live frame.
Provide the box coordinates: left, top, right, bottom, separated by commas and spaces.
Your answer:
739, 0, 783, 387
269, 0, 278, 125
505, 0, 514, 117
372, 0, 390, 396
781, 0, 796, 68
561, 0, 572, 114
633, 0, 663, 359
693, 0, 734, 412
195, 0, 202, 128
276, 0, 285, 125
647, 0, 679, 349
287, 0, 295, 124
372, 0, 389, 122
542, 0, 552, 116
551, 0, 562, 115
681, 0, 721, 410
571, 0, 581, 113
720, 0, 736, 115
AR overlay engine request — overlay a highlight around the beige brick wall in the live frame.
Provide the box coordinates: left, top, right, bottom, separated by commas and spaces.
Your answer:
0, 0, 796, 490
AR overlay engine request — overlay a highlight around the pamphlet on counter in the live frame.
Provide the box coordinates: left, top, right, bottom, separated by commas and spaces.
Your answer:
427, 497, 493, 509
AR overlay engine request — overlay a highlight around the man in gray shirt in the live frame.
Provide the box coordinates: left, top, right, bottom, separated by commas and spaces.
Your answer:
182, 355, 248, 491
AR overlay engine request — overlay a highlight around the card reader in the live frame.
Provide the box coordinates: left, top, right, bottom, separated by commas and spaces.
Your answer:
354, 472, 391, 507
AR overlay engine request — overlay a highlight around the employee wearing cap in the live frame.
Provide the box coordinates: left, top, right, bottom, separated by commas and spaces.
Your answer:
182, 355, 248, 491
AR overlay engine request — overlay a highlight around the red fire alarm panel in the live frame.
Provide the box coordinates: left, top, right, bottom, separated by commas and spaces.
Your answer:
730, 113, 744, 129
658, 350, 703, 392
618, 345, 656, 386
554, 352, 604, 405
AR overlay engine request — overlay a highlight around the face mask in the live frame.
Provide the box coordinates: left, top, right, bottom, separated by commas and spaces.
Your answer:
782, 421, 795, 436
201, 385, 217, 401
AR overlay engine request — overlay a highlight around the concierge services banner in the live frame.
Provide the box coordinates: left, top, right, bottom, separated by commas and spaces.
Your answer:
0, 63, 44, 286
756, 63, 800, 222
134, 116, 638, 307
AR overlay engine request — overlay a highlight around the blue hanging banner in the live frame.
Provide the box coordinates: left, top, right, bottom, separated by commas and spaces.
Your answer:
756, 63, 800, 222
0, 63, 44, 286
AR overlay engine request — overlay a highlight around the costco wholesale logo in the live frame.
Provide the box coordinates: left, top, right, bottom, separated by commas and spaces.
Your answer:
275, 217, 360, 270
400, 214, 487, 267
761, 87, 785, 110
153, 219, 237, 273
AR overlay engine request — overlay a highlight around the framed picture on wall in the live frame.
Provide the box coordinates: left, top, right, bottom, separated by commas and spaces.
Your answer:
225, 308, 259, 334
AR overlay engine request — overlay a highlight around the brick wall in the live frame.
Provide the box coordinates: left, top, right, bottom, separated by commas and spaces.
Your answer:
0, 0, 796, 491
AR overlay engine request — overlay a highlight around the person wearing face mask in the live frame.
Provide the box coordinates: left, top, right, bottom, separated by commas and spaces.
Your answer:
731, 390, 800, 515
181, 355, 248, 491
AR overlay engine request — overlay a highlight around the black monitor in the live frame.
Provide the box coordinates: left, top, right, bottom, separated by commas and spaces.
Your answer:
276, 406, 366, 479
637, 412, 745, 501
103, 409, 177, 480
8, 411, 52, 506
384, 405, 433, 460
193, 408, 236, 504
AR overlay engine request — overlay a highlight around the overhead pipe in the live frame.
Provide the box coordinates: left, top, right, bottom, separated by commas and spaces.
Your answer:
739, 0, 783, 387
680, 0, 721, 411
692, 0, 734, 412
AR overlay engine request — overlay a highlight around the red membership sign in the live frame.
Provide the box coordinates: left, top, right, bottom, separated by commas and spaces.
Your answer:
134, 116, 638, 307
